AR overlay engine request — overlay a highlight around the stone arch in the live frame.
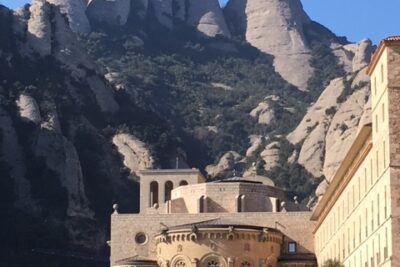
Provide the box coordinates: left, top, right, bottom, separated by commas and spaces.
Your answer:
165, 181, 173, 202
200, 253, 227, 267
171, 254, 192, 267
199, 195, 207, 213
150, 181, 159, 207
236, 195, 246, 212
179, 180, 188, 186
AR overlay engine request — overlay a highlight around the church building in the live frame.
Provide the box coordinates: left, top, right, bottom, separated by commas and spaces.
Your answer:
109, 36, 400, 267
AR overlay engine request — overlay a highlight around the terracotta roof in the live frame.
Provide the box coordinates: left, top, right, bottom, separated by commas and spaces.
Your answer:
383, 35, 400, 41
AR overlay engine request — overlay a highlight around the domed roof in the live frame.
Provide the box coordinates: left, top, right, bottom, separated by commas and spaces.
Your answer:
242, 172, 275, 187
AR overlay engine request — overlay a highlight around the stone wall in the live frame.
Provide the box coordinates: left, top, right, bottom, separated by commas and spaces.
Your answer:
170, 183, 285, 214
110, 212, 315, 266
387, 44, 400, 267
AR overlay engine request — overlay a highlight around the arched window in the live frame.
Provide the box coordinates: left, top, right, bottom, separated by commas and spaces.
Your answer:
276, 199, 281, 212
237, 195, 245, 212
200, 256, 224, 267
165, 181, 173, 202
199, 195, 206, 213
174, 259, 186, 267
179, 180, 188, 186
150, 181, 159, 207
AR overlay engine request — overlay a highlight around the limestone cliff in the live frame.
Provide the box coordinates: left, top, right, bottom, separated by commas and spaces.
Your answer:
224, 0, 313, 90
149, 0, 231, 37
112, 133, 155, 174
27, 0, 52, 56
186, 0, 231, 37
86, 0, 131, 26
16, 94, 42, 124
287, 69, 370, 178
46, 0, 91, 33
206, 151, 243, 178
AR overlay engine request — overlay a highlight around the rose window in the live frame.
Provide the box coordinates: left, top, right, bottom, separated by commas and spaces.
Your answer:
207, 260, 220, 267
175, 260, 186, 267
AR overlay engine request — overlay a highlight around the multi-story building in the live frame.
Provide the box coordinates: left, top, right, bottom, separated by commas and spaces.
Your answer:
312, 36, 400, 267
109, 36, 400, 267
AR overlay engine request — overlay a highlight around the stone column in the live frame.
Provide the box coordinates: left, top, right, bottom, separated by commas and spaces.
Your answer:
160, 181, 166, 204
190, 258, 199, 267
228, 257, 234, 267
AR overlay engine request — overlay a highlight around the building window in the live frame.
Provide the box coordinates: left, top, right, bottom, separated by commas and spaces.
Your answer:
135, 232, 147, 245
175, 260, 187, 267
381, 64, 384, 82
165, 181, 173, 202
377, 194, 380, 226
206, 259, 219, 267
382, 103, 385, 122
199, 196, 206, 213
383, 140, 387, 167
241, 261, 251, 267
384, 186, 388, 218
236, 195, 245, 212
374, 77, 377, 95
150, 181, 159, 207
179, 180, 188, 186
376, 151, 379, 177
288, 242, 297, 253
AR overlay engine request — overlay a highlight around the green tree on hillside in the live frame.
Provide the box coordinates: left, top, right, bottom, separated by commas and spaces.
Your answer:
322, 259, 345, 267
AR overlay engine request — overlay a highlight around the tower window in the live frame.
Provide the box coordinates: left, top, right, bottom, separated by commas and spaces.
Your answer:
288, 242, 297, 253
150, 181, 159, 207
179, 180, 188, 186
165, 181, 173, 202
199, 196, 206, 213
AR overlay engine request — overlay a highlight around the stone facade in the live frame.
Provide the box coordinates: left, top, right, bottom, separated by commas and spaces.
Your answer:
312, 37, 400, 267
111, 169, 316, 267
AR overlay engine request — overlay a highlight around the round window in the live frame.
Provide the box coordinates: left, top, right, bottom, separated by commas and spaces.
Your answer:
135, 233, 147, 245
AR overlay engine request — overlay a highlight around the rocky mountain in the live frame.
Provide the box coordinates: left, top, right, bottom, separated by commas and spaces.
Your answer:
0, 0, 374, 266
225, 0, 313, 90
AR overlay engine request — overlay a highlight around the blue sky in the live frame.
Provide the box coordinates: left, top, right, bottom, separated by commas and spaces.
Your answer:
1, 0, 398, 44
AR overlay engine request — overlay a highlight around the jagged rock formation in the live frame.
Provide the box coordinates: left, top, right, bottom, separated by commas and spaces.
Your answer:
260, 141, 281, 171
16, 94, 42, 124
187, 0, 231, 38
287, 68, 370, 178
34, 130, 94, 218
323, 71, 370, 180
149, 0, 173, 28
332, 39, 374, 73
250, 95, 289, 125
25, 0, 119, 113
46, 0, 91, 33
149, 0, 231, 37
86, 0, 131, 26
27, 0, 52, 56
112, 133, 154, 173
206, 151, 243, 178
246, 135, 263, 157
0, 106, 37, 211
287, 77, 346, 177
224, 0, 313, 90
